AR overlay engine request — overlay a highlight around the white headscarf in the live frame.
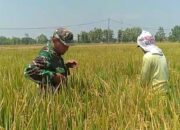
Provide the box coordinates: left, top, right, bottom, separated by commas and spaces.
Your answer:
137, 30, 163, 54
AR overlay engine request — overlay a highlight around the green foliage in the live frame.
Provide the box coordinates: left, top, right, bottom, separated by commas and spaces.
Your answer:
78, 28, 114, 43
1, 25, 180, 45
11, 37, 21, 45
78, 31, 90, 43
169, 25, 180, 42
117, 29, 123, 42
36, 34, 48, 44
120, 27, 142, 42
155, 27, 166, 42
102, 29, 114, 42
89, 28, 103, 43
0, 33, 47, 45
0, 36, 10, 45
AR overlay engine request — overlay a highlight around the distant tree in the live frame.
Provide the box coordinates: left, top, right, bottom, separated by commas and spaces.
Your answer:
168, 32, 176, 42
77, 34, 80, 43
77, 28, 115, 43
122, 28, 131, 42
169, 25, 180, 42
155, 27, 166, 42
103, 29, 114, 43
122, 27, 141, 42
131, 27, 142, 42
87, 28, 102, 43
94, 28, 103, 42
36, 34, 48, 44
89, 30, 96, 42
117, 29, 123, 42
0, 36, 10, 45
78, 31, 90, 43
21, 33, 36, 44
11, 37, 21, 44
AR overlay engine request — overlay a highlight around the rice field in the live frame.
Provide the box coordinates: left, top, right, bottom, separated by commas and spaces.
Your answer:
0, 43, 180, 130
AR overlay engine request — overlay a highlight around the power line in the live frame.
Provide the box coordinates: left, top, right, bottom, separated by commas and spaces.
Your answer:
0, 18, 173, 33
0, 19, 107, 30
65, 19, 107, 27
110, 19, 123, 24
110, 18, 171, 31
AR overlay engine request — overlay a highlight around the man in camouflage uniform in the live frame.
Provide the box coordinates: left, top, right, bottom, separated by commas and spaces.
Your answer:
24, 28, 77, 91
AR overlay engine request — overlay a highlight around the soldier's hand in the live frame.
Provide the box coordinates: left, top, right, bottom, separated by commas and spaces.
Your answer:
66, 60, 78, 68
53, 73, 67, 86
33, 57, 48, 68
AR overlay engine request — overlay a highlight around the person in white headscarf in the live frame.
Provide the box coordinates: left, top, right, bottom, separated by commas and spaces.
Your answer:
137, 30, 169, 92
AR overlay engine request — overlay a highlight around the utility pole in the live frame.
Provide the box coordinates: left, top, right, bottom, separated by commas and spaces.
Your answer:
107, 18, 110, 43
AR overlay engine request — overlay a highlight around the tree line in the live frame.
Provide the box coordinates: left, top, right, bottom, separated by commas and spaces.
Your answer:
0, 34, 48, 45
0, 26, 180, 45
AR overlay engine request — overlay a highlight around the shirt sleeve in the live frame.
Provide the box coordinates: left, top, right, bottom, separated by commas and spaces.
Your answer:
24, 56, 55, 81
140, 55, 152, 86
25, 45, 56, 80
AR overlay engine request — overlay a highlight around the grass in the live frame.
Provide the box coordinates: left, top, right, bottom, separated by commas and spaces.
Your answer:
0, 43, 180, 130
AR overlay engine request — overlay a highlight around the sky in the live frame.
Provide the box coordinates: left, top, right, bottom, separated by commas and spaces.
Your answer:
0, 0, 180, 38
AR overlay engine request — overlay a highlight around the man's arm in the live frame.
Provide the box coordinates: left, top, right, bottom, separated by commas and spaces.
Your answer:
140, 55, 152, 86
24, 56, 54, 81
35, 56, 68, 85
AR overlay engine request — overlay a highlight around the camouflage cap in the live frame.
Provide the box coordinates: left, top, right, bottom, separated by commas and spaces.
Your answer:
53, 28, 73, 46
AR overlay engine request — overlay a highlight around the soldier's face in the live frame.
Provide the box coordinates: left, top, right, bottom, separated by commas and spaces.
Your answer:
53, 40, 69, 55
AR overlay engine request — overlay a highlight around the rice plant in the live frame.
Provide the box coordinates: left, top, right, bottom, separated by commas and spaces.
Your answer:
0, 43, 179, 130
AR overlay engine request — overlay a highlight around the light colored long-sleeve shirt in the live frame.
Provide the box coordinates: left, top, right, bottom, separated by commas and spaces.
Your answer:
141, 52, 169, 92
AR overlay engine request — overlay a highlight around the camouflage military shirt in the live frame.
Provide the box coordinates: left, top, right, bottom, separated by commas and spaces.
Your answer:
24, 43, 69, 87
